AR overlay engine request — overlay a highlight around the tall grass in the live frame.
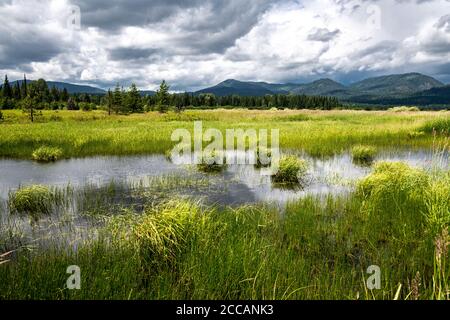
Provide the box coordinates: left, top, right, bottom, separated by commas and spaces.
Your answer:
1, 161, 448, 299
32, 146, 63, 162
351, 145, 377, 164
0, 109, 447, 158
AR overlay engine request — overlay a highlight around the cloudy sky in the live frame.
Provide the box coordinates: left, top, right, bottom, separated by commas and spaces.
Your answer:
0, 0, 449, 91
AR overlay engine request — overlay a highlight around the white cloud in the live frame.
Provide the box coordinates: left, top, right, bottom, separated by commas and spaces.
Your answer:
0, 0, 449, 89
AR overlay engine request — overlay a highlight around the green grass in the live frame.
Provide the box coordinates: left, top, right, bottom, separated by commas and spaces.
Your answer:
389, 106, 420, 112
272, 155, 309, 184
9, 185, 54, 218
32, 146, 63, 162
419, 117, 450, 135
1, 162, 447, 300
351, 145, 377, 164
0, 108, 449, 300
0, 109, 448, 158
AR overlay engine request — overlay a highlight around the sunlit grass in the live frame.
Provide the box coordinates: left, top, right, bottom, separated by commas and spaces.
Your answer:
0, 109, 447, 158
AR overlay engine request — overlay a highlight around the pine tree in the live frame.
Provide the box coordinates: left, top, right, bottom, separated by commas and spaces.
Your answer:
61, 88, 69, 102
50, 86, 60, 102
112, 83, 123, 114
125, 83, 142, 113
107, 89, 113, 115
2, 75, 12, 98
21, 74, 28, 98
13, 82, 21, 100
156, 80, 169, 113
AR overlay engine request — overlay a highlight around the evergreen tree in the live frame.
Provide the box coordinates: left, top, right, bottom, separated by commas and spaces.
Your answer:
125, 83, 142, 113
2, 75, 12, 98
50, 86, 60, 102
61, 88, 69, 102
112, 83, 123, 114
21, 74, 28, 98
13, 82, 21, 100
107, 89, 113, 115
156, 80, 169, 113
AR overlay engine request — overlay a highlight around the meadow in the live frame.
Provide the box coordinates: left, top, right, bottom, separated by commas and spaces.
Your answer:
0, 109, 448, 158
0, 108, 449, 300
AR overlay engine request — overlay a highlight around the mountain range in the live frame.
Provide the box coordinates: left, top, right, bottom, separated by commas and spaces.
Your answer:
196, 73, 446, 103
7, 73, 450, 106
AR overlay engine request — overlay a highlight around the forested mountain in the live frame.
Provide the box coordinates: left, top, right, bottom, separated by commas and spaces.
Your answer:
195, 73, 448, 106
10, 80, 106, 94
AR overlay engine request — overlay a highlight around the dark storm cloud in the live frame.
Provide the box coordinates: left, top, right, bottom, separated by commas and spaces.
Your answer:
172, 0, 274, 53
108, 47, 161, 61
74, 0, 275, 54
0, 29, 62, 68
74, 0, 273, 31
73, 0, 204, 30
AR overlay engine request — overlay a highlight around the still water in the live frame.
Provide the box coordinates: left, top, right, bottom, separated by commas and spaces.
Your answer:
0, 149, 447, 207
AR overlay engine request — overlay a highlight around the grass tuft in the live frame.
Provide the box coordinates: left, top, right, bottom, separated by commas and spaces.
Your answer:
32, 146, 63, 162
351, 145, 377, 164
420, 118, 450, 135
272, 155, 308, 184
9, 185, 54, 217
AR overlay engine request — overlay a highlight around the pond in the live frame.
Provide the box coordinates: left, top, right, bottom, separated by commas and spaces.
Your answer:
0, 149, 447, 207
0, 148, 447, 250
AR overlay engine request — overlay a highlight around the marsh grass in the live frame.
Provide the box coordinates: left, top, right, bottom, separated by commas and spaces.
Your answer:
9, 185, 55, 218
0, 109, 449, 299
272, 155, 308, 185
0, 109, 447, 158
351, 145, 377, 164
389, 106, 420, 112
32, 146, 63, 162
1, 179, 448, 299
420, 117, 450, 135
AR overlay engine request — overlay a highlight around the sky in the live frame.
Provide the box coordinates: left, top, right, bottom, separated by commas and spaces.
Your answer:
0, 0, 449, 91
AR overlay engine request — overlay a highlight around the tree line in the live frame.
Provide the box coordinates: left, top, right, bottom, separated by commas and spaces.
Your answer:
0, 75, 343, 120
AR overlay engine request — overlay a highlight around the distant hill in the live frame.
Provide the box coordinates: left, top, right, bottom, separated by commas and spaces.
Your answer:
139, 90, 156, 96
196, 79, 275, 96
351, 85, 450, 107
10, 80, 106, 94
4, 73, 447, 106
194, 73, 448, 106
292, 78, 350, 97
348, 73, 444, 96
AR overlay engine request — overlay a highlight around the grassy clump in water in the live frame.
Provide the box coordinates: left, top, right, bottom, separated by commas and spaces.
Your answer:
272, 155, 308, 184
1, 187, 449, 299
32, 146, 63, 162
9, 185, 54, 217
351, 145, 377, 164
197, 150, 227, 173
